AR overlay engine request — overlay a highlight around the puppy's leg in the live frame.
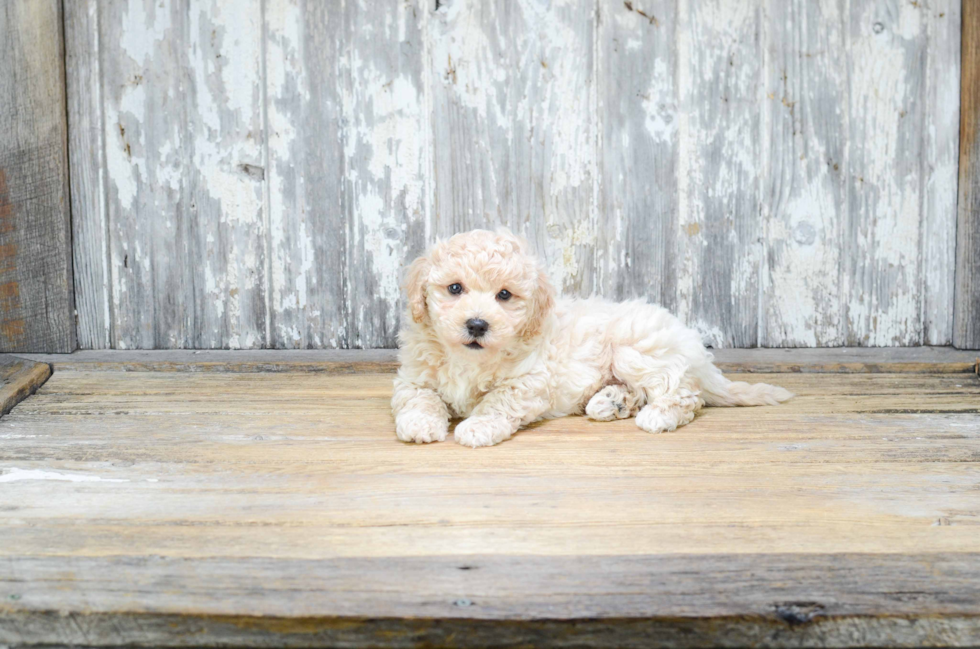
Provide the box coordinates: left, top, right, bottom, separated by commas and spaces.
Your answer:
585, 384, 641, 421
612, 346, 704, 434
392, 378, 450, 444
454, 375, 550, 448
635, 382, 703, 434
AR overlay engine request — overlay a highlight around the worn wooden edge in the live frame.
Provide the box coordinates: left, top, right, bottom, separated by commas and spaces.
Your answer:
15, 347, 980, 374
0, 355, 52, 416
2, 612, 978, 649
2, 553, 980, 648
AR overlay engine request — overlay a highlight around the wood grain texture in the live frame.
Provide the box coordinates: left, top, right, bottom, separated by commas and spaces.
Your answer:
924, 0, 961, 346
760, 0, 846, 347
955, 0, 980, 349
1, 368, 980, 646
2, 371, 980, 559
845, 0, 928, 346
596, 0, 677, 306
2, 555, 980, 648
0, 355, 51, 416
341, 0, 429, 348
97, 0, 268, 350
65, 1, 963, 349
0, 0, 75, 353
264, 0, 347, 349
428, 0, 597, 297
15, 346, 980, 373
65, 0, 111, 350
673, 0, 765, 348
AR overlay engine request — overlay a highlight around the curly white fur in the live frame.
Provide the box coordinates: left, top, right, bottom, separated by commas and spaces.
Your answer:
392, 229, 793, 448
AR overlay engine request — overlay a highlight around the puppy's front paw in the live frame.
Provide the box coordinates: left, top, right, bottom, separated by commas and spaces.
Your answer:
395, 410, 449, 444
454, 416, 513, 448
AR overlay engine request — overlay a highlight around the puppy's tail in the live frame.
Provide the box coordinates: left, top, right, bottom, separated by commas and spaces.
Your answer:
696, 364, 794, 407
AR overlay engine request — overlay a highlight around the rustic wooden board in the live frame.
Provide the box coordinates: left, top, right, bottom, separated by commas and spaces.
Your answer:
924, 0, 962, 346
340, 0, 430, 348
674, 0, 764, 347
842, 0, 962, 346
2, 371, 979, 559
2, 554, 980, 648
760, 0, 846, 347
264, 0, 347, 349
16, 347, 980, 374
0, 0, 75, 353
1, 368, 979, 646
596, 0, 676, 306
65, 0, 111, 350
93, 0, 269, 350
0, 355, 51, 417
265, 0, 430, 350
955, 0, 980, 350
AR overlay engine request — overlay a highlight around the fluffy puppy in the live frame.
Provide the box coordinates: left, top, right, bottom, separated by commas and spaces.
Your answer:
392, 229, 792, 448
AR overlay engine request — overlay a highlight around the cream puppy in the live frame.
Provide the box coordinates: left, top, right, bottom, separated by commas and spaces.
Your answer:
392, 229, 792, 448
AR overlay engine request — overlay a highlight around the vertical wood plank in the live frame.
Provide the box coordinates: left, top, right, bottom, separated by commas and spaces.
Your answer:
844, 0, 928, 346
65, 0, 111, 349
342, 0, 430, 348
0, 0, 75, 353
265, 1, 347, 349
100, 0, 184, 349
597, 0, 678, 306
266, 0, 428, 350
922, 0, 960, 346
759, 0, 847, 347
673, 0, 764, 347
955, 0, 980, 349
185, 1, 268, 349
101, 0, 267, 349
429, 0, 597, 297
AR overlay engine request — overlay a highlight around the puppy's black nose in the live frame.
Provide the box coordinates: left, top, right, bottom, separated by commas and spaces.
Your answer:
466, 318, 489, 338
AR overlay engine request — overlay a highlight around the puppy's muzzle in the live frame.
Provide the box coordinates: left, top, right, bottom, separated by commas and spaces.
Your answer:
466, 318, 489, 339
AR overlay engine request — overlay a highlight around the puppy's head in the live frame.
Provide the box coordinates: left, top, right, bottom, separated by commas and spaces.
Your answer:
404, 229, 555, 354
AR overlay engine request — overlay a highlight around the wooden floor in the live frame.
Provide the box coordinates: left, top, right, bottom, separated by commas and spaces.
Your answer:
1, 354, 980, 647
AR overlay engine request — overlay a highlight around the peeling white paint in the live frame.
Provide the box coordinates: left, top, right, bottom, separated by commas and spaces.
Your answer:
847, 0, 925, 345
77, 0, 961, 350
642, 59, 676, 144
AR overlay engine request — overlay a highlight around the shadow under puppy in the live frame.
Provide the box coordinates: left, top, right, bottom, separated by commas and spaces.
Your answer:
392, 229, 792, 448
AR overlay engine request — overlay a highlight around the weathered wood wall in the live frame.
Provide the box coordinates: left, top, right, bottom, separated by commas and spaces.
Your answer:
0, 0, 75, 353
67, 0, 962, 350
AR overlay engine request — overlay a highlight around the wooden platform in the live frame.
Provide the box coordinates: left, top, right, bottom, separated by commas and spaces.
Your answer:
1, 351, 980, 647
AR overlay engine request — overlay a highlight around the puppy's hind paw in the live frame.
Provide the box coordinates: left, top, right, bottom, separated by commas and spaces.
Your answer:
454, 416, 513, 448
635, 403, 696, 434
585, 385, 638, 421
395, 410, 449, 444
635, 405, 677, 434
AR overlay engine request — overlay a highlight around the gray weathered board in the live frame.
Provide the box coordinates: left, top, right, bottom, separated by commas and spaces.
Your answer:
66, 0, 962, 350
0, 0, 75, 353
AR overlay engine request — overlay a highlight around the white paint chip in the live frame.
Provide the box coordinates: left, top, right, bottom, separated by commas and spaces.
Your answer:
0, 469, 130, 484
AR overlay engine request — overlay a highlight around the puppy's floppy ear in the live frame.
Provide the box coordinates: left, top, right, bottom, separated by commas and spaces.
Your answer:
404, 255, 431, 323
521, 266, 555, 340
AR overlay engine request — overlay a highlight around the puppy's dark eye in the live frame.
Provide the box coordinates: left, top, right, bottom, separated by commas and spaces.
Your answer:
496, 289, 512, 301
448, 283, 463, 295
